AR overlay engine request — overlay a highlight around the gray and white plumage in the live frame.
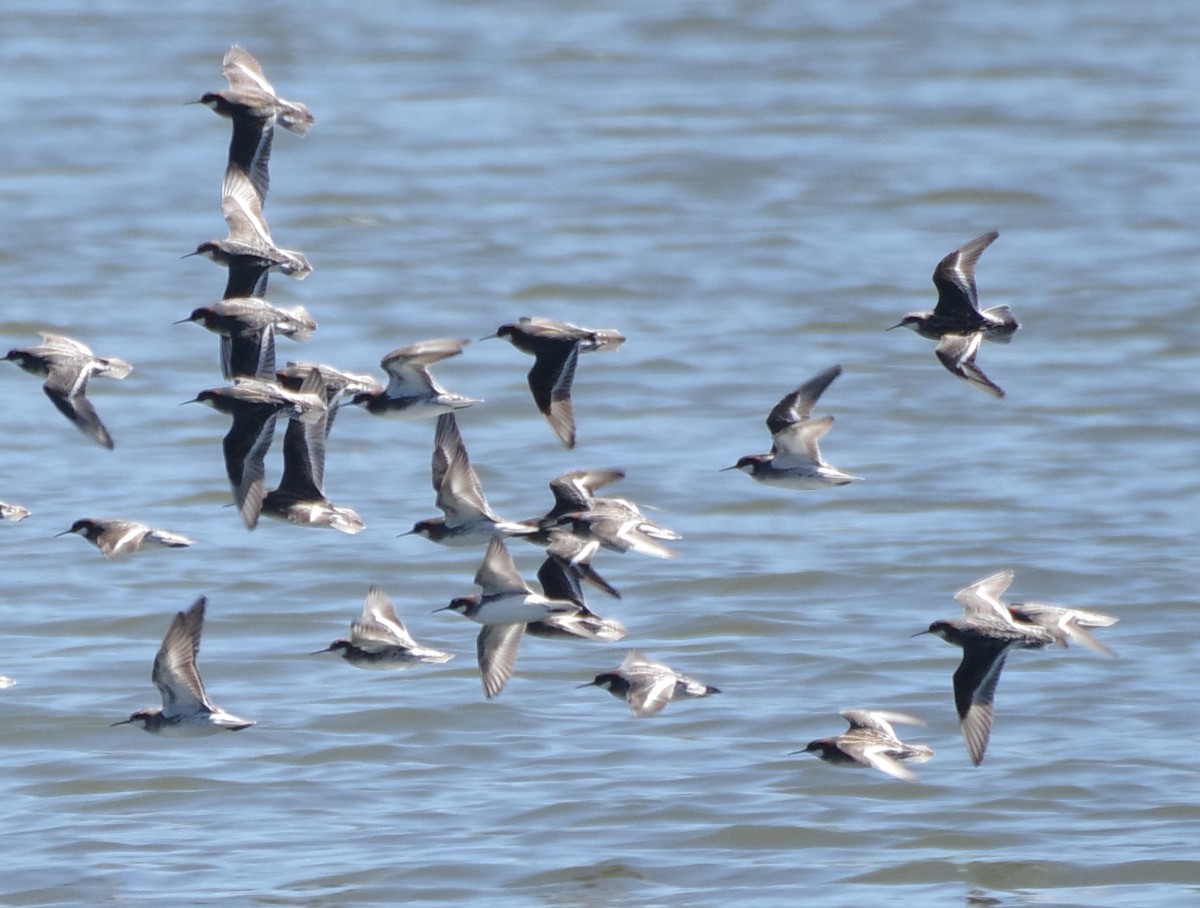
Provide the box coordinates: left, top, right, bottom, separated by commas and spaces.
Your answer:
724, 364, 860, 489
261, 398, 364, 535
560, 494, 680, 560
197, 46, 314, 204
798, 709, 934, 782
406, 414, 536, 546
920, 569, 1054, 766
490, 316, 625, 449
436, 535, 578, 698
314, 586, 453, 669
526, 539, 627, 642
4, 333, 132, 449
352, 337, 480, 420
189, 378, 322, 529
276, 361, 380, 436
0, 502, 31, 522
187, 166, 312, 299
890, 231, 1018, 398
581, 650, 720, 717
1007, 601, 1118, 656
112, 597, 254, 735
56, 518, 195, 559
177, 298, 315, 381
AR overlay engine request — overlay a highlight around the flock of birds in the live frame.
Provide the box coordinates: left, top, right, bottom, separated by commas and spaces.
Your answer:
0, 47, 1120, 780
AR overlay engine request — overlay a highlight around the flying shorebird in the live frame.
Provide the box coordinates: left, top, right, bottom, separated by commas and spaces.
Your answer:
177, 298, 316, 381
525, 538, 627, 642
261, 400, 364, 534
186, 166, 312, 300
404, 413, 537, 546
351, 337, 480, 420
917, 569, 1055, 765
890, 231, 1018, 398
723, 364, 861, 489
195, 45, 314, 204
0, 502, 30, 522
435, 535, 579, 698
1006, 600, 1119, 656
56, 518, 194, 559
558, 493, 680, 560
580, 650, 720, 718
313, 586, 453, 669
797, 709, 934, 782
277, 361, 380, 434
4, 333, 132, 450
488, 316, 625, 448
112, 597, 254, 735
188, 378, 322, 529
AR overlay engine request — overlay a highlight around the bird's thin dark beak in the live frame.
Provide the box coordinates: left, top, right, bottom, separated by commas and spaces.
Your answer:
53, 529, 73, 538
110, 718, 133, 727
718, 465, 738, 473
910, 629, 932, 638
886, 322, 904, 331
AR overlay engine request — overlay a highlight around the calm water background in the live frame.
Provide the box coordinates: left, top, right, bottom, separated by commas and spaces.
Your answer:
1, 1, 1197, 905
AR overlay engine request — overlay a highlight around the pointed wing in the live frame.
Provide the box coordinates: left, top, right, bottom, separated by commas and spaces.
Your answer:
225, 116, 274, 203
535, 551, 586, 607
846, 741, 920, 781
625, 666, 678, 717
42, 364, 113, 449
381, 337, 469, 396
352, 586, 419, 648
473, 536, 530, 596
223, 45, 276, 95
526, 342, 579, 448
931, 231, 998, 319
433, 414, 494, 523
954, 569, 1016, 622
222, 407, 278, 528
152, 597, 213, 716
934, 333, 1005, 398
953, 641, 1010, 765
275, 415, 326, 499
224, 324, 276, 381
772, 414, 834, 464
221, 166, 274, 247
544, 468, 624, 523
765, 365, 842, 435
477, 623, 524, 699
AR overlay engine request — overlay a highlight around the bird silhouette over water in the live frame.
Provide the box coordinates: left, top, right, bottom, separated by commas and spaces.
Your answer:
798, 709, 933, 782
580, 650, 720, 717
351, 337, 480, 421
436, 535, 579, 698
4, 333, 132, 450
890, 231, 1017, 398
313, 587, 453, 670
917, 570, 1054, 765
405, 413, 537, 546
195, 44, 314, 204
187, 167, 312, 299
177, 298, 315, 381
488, 316, 625, 448
56, 518, 194, 559
112, 597, 254, 735
724, 364, 861, 489
188, 378, 322, 529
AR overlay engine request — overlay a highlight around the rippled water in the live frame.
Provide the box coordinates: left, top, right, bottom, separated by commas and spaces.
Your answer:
2, 1, 1198, 905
